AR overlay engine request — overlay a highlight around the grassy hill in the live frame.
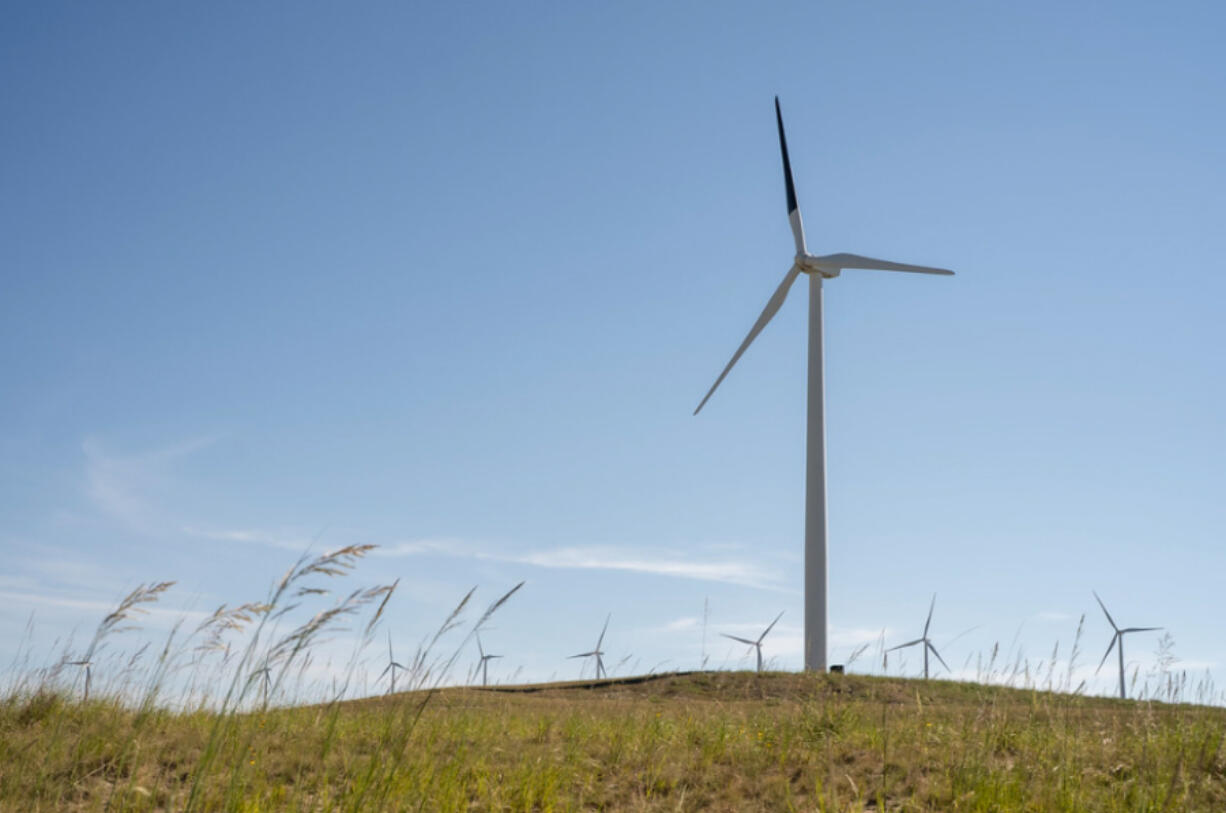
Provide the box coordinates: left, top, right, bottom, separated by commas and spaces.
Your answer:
4, 670, 1226, 811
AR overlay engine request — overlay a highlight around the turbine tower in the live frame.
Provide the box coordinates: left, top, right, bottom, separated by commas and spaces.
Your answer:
721, 611, 784, 673
1093, 590, 1161, 699
569, 614, 610, 680
694, 97, 954, 672
476, 633, 503, 688
887, 594, 950, 679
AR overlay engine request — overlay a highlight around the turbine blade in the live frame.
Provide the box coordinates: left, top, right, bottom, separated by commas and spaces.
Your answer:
927, 641, 951, 674
569, 651, 596, 659
924, 594, 936, 638
721, 633, 757, 647
476, 633, 484, 659
693, 265, 802, 415
597, 614, 610, 650
1096, 634, 1118, 674
1092, 590, 1119, 632
887, 638, 924, 651
759, 610, 785, 644
775, 96, 806, 255
811, 253, 954, 276
1122, 627, 1162, 634
379, 663, 392, 679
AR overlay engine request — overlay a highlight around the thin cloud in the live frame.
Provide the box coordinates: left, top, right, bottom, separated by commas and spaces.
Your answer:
0, 589, 209, 626
175, 526, 787, 590
372, 538, 786, 590
182, 526, 318, 552
508, 547, 783, 590
82, 435, 218, 534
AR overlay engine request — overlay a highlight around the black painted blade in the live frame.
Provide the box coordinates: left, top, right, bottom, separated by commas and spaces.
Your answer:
775, 96, 798, 215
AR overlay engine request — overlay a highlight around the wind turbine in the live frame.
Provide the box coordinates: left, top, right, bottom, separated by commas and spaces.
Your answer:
1093, 590, 1161, 699
887, 594, 950, 679
694, 98, 954, 672
68, 659, 92, 702
721, 611, 784, 673
569, 614, 609, 680
476, 633, 503, 687
379, 631, 406, 694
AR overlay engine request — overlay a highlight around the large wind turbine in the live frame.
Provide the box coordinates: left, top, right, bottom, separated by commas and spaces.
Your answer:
721, 611, 784, 674
694, 97, 954, 672
887, 594, 950, 680
1093, 590, 1161, 699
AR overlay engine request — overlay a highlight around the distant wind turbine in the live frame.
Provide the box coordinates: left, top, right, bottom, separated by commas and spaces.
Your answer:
693, 97, 954, 673
888, 595, 950, 679
721, 611, 784, 674
569, 614, 610, 679
476, 633, 503, 688
379, 631, 406, 694
1093, 590, 1161, 699
68, 659, 92, 702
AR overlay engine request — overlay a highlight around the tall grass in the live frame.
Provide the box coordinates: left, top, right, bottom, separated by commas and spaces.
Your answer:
3, 548, 1224, 811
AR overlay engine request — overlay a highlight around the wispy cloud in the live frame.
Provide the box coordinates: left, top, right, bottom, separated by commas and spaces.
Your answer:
507, 547, 782, 590
182, 526, 319, 552
82, 435, 218, 534
0, 589, 209, 627
370, 539, 786, 590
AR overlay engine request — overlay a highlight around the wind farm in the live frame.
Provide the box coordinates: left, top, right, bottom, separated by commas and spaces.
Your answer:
6, 1, 1226, 809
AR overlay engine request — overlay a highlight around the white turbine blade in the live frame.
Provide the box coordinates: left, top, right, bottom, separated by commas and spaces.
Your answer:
721, 633, 757, 647
1092, 590, 1119, 632
775, 96, 807, 254
1095, 634, 1118, 673
379, 663, 392, 679
927, 641, 951, 674
758, 611, 785, 644
596, 614, 610, 651
476, 633, 484, 659
693, 265, 802, 415
887, 638, 923, 652
811, 253, 954, 276
569, 651, 596, 659
1122, 626, 1162, 634
923, 594, 936, 638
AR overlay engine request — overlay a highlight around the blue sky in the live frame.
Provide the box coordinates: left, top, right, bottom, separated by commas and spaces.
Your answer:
3, 2, 1225, 695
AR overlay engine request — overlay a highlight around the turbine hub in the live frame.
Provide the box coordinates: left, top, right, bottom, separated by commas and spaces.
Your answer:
796, 254, 839, 279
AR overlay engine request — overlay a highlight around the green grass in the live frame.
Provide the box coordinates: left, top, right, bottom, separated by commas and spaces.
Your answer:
4, 671, 1226, 811
3, 548, 1225, 811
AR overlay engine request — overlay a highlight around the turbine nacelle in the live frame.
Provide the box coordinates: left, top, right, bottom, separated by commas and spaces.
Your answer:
795, 255, 840, 279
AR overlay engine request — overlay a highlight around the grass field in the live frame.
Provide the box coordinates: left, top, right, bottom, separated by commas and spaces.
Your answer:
5, 670, 1226, 811
4, 548, 1225, 811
